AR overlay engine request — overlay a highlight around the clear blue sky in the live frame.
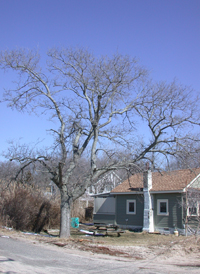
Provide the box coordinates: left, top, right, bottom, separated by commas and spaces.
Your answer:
0, 0, 200, 161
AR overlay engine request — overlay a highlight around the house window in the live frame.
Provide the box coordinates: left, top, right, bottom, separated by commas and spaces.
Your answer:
126, 199, 136, 214
188, 202, 199, 216
157, 199, 169, 216
188, 206, 197, 216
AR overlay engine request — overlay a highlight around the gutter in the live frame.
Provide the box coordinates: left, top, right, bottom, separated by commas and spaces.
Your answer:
90, 192, 111, 197
111, 191, 143, 195
150, 190, 185, 194
111, 190, 185, 195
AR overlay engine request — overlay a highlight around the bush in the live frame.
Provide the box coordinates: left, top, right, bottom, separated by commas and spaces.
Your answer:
0, 183, 60, 232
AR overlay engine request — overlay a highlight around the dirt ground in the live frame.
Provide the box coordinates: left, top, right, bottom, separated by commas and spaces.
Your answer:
1, 224, 200, 271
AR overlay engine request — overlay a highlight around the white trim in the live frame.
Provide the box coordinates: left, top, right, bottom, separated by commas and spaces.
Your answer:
126, 199, 136, 215
95, 171, 121, 185
183, 173, 200, 191
157, 199, 169, 216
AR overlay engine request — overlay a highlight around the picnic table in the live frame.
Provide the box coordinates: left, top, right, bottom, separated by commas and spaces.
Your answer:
90, 223, 125, 237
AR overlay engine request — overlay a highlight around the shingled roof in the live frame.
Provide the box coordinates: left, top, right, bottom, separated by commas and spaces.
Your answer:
111, 168, 200, 193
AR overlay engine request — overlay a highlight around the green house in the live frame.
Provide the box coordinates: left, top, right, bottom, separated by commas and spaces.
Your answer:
93, 168, 200, 235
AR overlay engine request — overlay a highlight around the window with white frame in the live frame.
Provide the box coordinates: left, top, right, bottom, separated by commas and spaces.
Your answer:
126, 199, 136, 214
157, 199, 169, 216
187, 201, 200, 216
188, 205, 197, 216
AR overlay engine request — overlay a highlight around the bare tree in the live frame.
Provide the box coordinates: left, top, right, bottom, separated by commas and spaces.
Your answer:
166, 141, 200, 171
183, 188, 200, 236
0, 160, 19, 191
0, 47, 199, 237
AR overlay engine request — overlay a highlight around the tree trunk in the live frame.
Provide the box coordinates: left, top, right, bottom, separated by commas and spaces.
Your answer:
60, 191, 72, 238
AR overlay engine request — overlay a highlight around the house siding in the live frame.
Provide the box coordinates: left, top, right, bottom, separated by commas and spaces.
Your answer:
116, 194, 144, 227
153, 193, 183, 231
93, 213, 116, 225
94, 196, 115, 214
93, 196, 116, 225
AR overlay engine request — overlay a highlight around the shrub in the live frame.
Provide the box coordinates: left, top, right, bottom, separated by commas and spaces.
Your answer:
0, 183, 60, 232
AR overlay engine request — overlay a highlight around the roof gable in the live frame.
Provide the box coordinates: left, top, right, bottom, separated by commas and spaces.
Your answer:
111, 168, 200, 193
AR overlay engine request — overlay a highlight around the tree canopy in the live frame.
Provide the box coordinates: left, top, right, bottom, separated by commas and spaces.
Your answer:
0, 47, 200, 237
